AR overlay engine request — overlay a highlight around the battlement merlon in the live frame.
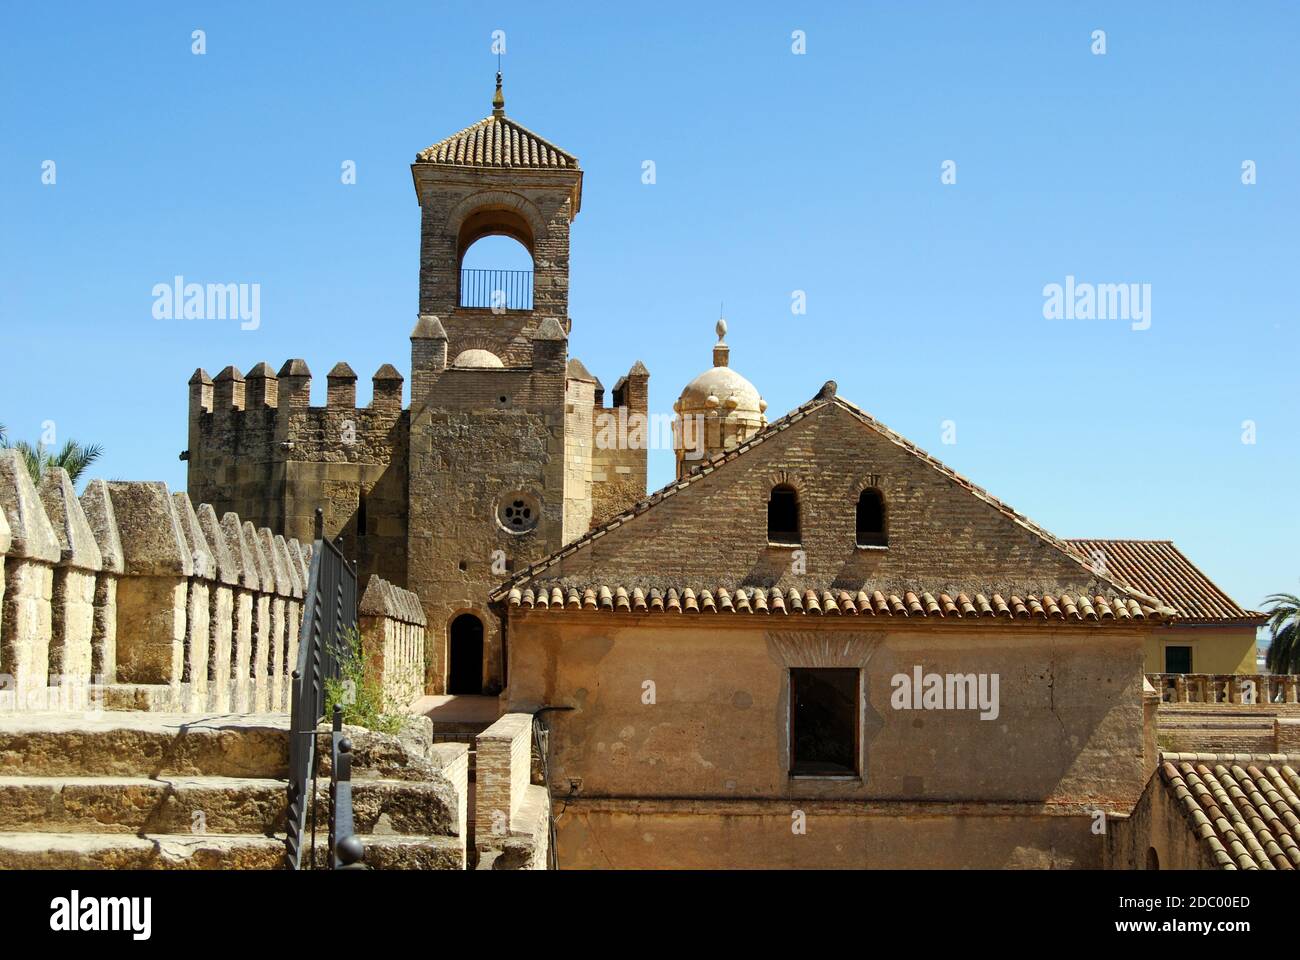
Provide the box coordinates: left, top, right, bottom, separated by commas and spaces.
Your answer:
186, 359, 409, 463
610, 360, 650, 413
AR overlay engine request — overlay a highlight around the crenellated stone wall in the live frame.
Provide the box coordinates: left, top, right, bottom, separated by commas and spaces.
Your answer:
0, 449, 310, 714
186, 360, 409, 593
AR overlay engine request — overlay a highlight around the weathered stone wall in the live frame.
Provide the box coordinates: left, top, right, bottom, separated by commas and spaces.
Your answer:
187, 361, 409, 592
0, 450, 61, 710
359, 575, 427, 712
558, 805, 1104, 869
504, 613, 1154, 868
411, 164, 582, 361
0, 456, 309, 714
563, 376, 595, 542
589, 362, 650, 529
407, 320, 569, 694
1106, 763, 1219, 870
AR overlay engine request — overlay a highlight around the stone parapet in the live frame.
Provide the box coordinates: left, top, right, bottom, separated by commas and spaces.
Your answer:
0, 462, 326, 715
358, 575, 427, 712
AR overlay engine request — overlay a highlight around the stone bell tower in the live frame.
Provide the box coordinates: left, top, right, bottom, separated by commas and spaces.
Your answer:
405, 74, 583, 697
410, 72, 583, 368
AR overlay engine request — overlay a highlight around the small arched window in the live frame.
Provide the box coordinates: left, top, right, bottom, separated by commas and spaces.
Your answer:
767, 485, 801, 545
856, 489, 887, 547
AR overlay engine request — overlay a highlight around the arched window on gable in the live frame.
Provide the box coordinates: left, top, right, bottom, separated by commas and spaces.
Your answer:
856, 488, 887, 547
767, 484, 801, 545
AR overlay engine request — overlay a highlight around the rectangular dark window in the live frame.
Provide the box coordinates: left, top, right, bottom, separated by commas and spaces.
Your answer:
790, 668, 859, 776
1164, 645, 1193, 674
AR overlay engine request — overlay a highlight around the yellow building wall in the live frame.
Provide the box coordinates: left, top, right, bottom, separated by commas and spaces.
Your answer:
1143, 625, 1258, 675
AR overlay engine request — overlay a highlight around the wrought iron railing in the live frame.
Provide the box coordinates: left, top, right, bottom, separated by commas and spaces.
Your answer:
285, 509, 363, 869
459, 268, 533, 311
330, 705, 365, 869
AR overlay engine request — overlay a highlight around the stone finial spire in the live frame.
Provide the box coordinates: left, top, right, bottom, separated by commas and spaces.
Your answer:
713, 317, 729, 368
492, 71, 505, 117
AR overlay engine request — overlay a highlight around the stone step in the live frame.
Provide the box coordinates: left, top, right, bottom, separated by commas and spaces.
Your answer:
0, 832, 287, 870
0, 774, 458, 837
0, 831, 465, 870
308, 833, 465, 870
0, 713, 290, 779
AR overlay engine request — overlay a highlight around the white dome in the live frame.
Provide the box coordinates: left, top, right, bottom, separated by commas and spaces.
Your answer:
678, 366, 764, 418
453, 348, 504, 369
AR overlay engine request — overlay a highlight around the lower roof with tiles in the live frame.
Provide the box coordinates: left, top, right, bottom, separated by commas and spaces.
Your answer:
1160, 753, 1300, 870
504, 583, 1170, 623
1067, 539, 1264, 625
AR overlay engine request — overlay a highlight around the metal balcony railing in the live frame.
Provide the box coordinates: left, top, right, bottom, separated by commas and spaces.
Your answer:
460, 268, 534, 311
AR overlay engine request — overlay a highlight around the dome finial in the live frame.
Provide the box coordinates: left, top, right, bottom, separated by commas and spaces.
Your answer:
713, 314, 729, 368
492, 70, 505, 117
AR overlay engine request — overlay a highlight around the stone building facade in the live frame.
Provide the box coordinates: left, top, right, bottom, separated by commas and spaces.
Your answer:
185, 77, 649, 696
492, 390, 1183, 868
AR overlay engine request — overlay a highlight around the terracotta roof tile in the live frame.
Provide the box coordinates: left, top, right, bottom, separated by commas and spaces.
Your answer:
416, 114, 577, 169
1160, 753, 1300, 870
1068, 539, 1264, 624
504, 584, 1170, 623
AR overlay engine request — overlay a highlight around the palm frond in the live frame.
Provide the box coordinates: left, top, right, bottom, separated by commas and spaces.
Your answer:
1263, 592, 1300, 674
53, 440, 104, 483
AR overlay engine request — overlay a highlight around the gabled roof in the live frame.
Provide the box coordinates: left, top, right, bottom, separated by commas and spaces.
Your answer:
491, 388, 1168, 611
416, 114, 578, 169
1160, 753, 1300, 869
1068, 539, 1265, 624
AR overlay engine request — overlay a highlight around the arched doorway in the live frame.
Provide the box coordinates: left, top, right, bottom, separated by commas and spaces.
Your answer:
448, 613, 484, 695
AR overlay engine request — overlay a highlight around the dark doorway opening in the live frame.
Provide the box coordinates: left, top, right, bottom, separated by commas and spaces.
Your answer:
448, 613, 484, 695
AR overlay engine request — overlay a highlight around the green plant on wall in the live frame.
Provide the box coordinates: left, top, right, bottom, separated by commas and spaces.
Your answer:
323, 626, 403, 735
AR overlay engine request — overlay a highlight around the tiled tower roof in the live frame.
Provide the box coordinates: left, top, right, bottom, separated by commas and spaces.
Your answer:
415, 72, 577, 169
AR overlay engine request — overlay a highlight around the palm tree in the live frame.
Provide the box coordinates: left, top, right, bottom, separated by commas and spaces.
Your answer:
1263, 592, 1300, 674
0, 423, 104, 486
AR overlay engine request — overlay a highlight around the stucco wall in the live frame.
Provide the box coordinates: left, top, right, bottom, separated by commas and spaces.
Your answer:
1144, 625, 1258, 675
505, 614, 1154, 868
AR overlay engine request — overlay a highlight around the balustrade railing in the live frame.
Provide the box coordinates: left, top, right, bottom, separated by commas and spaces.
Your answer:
1148, 672, 1300, 705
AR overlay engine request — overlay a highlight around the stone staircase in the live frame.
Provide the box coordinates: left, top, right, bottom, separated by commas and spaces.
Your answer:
0, 712, 467, 869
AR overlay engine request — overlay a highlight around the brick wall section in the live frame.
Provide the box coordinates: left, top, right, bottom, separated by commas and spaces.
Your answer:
533, 401, 1119, 599
411, 164, 582, 357
474, 712, 534, 843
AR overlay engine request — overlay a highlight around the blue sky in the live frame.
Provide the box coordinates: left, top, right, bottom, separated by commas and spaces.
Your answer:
1, 2, 1295, 614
